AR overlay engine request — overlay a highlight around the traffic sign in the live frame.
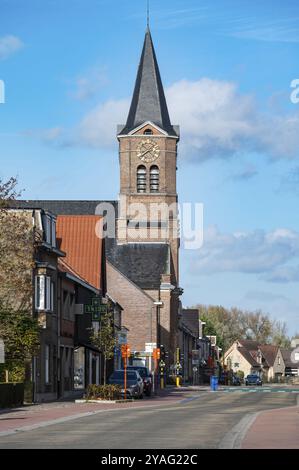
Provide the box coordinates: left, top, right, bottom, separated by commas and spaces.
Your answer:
145, 342, 156, 353
121, 344, 131, 359
84, 297, 108, 321
153, 348, 160, 360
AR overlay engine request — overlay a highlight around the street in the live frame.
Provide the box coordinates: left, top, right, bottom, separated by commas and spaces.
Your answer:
0, 387, 298, 449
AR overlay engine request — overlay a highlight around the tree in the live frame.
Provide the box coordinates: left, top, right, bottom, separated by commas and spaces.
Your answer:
90, 310, 116, 385
242, 310, 272, 343
271, 321, 291, 348
197, 304, 245, 352
193, 303, 291, 353
0, 177, 40, 382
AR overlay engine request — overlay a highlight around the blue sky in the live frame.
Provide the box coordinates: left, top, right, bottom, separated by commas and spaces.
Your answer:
1, 0, 299, 334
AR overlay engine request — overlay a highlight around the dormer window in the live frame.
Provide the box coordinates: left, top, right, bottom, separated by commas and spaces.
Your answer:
42, 214, 56, 248
144, 129, 153, 135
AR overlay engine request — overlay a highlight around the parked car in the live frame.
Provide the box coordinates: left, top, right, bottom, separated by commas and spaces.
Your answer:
127, 366, 153, 396
218, 373, 228, 385
245, 374, 263, 386
232, 374, 241, 386
108, 370, 144, 398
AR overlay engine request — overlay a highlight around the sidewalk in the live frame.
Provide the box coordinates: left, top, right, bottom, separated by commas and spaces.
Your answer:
241, 397, 299, 449
0, 386, 193, 436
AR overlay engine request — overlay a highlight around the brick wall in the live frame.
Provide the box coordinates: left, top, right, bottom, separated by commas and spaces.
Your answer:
107, 262, 157, 352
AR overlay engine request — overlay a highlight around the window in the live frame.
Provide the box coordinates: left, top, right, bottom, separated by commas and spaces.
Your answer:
35, 276, 45, 310
144, 128, 153, 135
45, 345, 50, 384
42, 214, 56, 248
35, 275, 54, 311
278, 356, 281, 365
137, 165, 147, 193
150, 165, 159, 192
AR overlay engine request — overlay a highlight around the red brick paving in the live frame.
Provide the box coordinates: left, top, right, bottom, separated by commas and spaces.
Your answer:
242, 405, 299, 449
0, 387, 190, 435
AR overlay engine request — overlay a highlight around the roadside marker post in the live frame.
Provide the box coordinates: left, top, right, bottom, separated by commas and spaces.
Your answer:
176, 348, 181, 387
152, 348, 160, 394
121, 344, 130, 400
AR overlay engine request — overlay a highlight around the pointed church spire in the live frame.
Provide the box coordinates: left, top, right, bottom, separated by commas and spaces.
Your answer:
120, 28, 177, 136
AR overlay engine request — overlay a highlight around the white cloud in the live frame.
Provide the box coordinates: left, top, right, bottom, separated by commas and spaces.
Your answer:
38, 78, 299, 161
230, 165, 258, 181
76, 98, 129, 148
24, 127, 64, 145
166, 78, 299, 161
192, 225, 299, 281
0, 35, 23, 60
68, 66, 109, 101
261, 266, 299, 283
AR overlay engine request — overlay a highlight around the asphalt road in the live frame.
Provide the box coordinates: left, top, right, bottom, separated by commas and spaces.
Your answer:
0, 390, 297, 449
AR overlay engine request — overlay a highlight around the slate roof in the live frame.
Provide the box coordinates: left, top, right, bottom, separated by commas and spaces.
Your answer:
56, 215, 103, 290
238, 339, 260, 351
106, 237, 169, 290
14, 200, 118, 216
237, 347, 260, 367
181, 309, 199, 337
119, 28, 178, 137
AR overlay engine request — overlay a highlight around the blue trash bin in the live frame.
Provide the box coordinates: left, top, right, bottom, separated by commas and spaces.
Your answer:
213, 376, 218, 391
210, 375, 218, 391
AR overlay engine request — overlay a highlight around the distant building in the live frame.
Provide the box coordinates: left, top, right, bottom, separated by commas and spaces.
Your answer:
224, 340, 285, 382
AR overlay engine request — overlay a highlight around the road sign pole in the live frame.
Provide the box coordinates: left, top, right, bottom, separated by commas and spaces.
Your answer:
124, 356, 127, 401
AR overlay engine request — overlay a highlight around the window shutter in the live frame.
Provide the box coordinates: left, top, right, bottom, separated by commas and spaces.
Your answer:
37, 275, 46, 310
35, 276, 39, 309
46, 277, 51, 311
51, 282, 54, 312
51, 219, 56, 248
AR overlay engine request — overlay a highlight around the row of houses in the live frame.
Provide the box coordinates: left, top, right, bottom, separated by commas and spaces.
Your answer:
3, 207, 216, 400
6, 208, 124, 402
224, 339, 299, 382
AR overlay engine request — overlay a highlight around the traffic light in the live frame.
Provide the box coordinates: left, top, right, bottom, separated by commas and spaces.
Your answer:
160, 344, 169, 359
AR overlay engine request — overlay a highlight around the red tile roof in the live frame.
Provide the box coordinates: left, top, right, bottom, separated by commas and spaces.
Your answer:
56, 215, 103, 290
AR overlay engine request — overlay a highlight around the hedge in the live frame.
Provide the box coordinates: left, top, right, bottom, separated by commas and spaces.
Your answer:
85, 384, 122, 401
0, 382, 24, 408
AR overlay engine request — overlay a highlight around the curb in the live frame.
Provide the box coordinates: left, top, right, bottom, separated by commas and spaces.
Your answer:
218, 412, 260, 449
75, 399, 134, 404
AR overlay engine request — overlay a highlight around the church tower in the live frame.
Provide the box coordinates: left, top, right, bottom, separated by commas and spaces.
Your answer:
117, 27, 180, 284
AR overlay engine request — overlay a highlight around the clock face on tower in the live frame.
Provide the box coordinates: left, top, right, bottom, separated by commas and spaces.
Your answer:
137, 139, 160, 163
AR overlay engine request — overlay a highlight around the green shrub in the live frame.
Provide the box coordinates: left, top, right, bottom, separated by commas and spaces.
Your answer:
85, 384, 122, 401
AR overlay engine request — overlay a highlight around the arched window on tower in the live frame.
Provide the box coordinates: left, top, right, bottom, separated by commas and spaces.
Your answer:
144, 128, 153, 135
150, 165, 159, 193
137, 165, 147, 193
